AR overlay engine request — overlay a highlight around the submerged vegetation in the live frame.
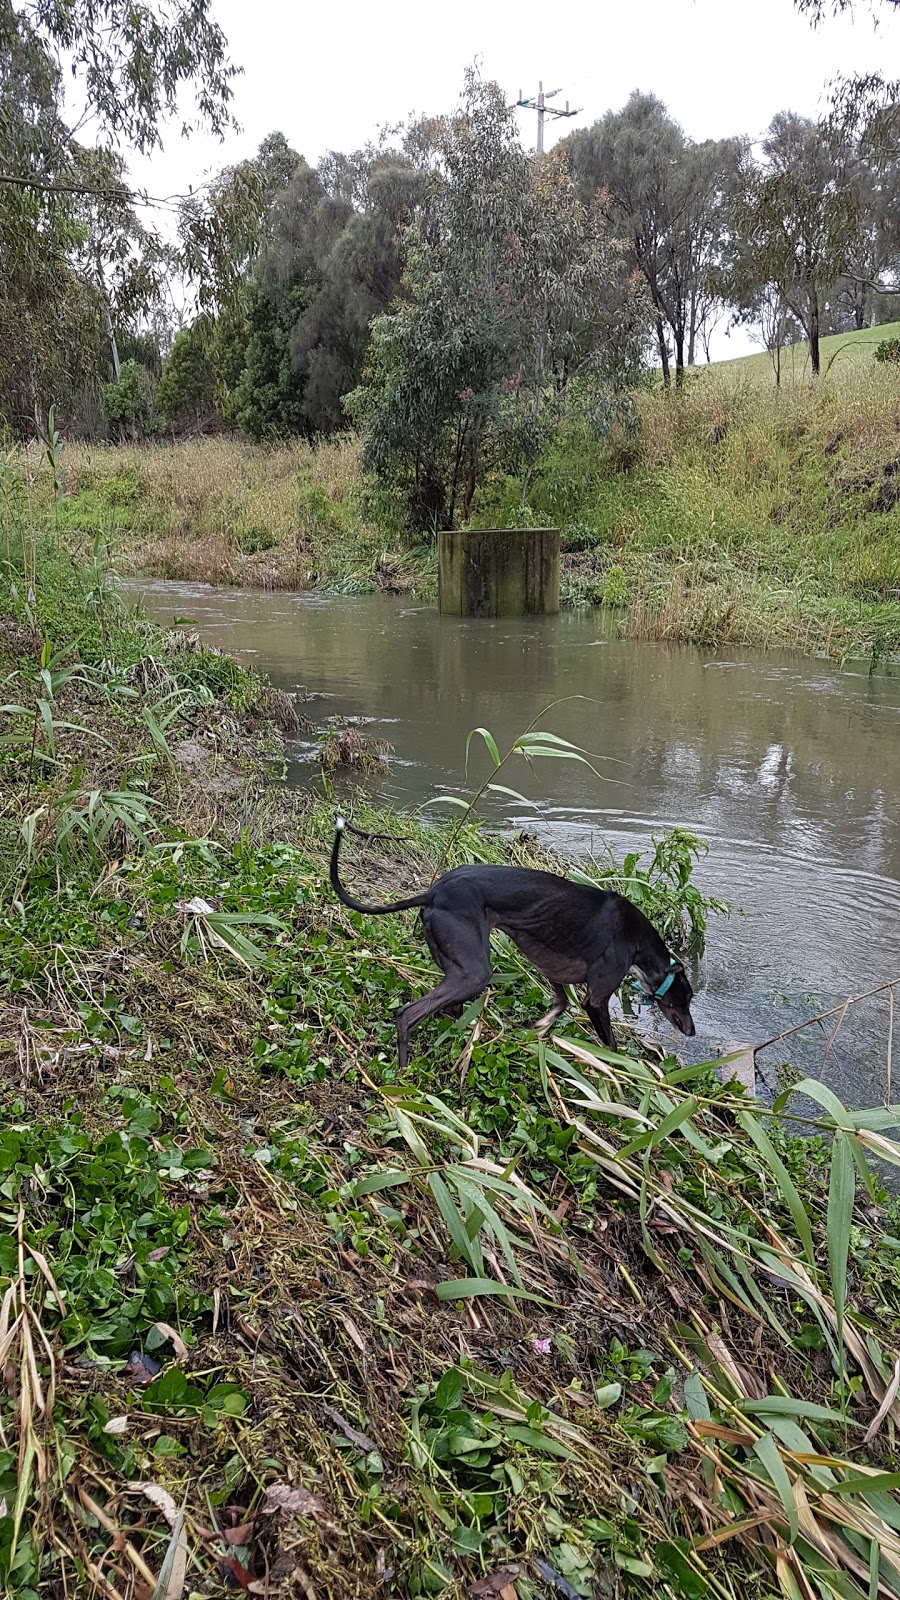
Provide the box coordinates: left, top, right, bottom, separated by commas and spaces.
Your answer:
2, 477, 900, 1599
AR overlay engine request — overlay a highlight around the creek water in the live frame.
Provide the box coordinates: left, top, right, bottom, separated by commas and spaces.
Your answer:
134, 579, 900, 1110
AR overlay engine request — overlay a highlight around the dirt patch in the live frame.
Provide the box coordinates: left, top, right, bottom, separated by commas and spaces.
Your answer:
874, 477, 900, 512
0, 612, 41, 662
173, 735, 245, 797
302, 1079, 371, 1140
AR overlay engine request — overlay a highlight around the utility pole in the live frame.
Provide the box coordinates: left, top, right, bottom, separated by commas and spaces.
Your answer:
516, 82, 580, 154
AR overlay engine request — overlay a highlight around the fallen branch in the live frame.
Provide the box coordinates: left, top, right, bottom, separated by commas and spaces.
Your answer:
754, 976, 900, 1054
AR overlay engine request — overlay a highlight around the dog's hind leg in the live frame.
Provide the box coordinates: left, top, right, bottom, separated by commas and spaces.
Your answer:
395, 912, 492, 1071
421, 909, 465, 1018
534, 984, 568, 1035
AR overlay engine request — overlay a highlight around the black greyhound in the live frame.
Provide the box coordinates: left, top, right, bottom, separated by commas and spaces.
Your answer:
330, 818, 696, 1069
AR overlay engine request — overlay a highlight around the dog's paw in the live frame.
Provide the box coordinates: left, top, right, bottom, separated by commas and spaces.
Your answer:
534, 1009, 565, 1035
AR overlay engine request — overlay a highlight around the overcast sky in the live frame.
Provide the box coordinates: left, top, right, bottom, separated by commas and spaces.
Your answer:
125, 0, 900, 359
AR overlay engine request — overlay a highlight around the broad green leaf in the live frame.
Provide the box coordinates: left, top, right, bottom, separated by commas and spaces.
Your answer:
203, 915, 267, 967
466, 726, 501, 769
451, 1174, 524, 1288
37, 697, 56, 755
429, 1173, 482, 1274
570, 1097, 650, 1123
859, 1491, 900, 1533
638, 1166, 662, 1268
504, 1424, 574, 1459
353, 1169, 409, 1197
741, 1397, 856, 1426
683, 1372, 710, 1421
762, 1418, 837, 1487
697, 1239, 761, 1324
390, 1107, 430, 1165
433, 1369, 464, 1411
594, 1382, 622, 1410
652, 1088, 719, 1159
774, 1077, 852, 1129
829, 1471, 900, 1496
513, 730, 589, 753
453, 1165, 554, 1220
485, 783, 538, 806
664, 1058, 729, 1085
422, 794, 471, 810
650, 1096, 699, 1148
737, 1109, 815, 1266
849, 1106, 900, 1131
205, 911, 283, 929
848, 1134, 880, 1201
654, 1541, 710, 1599
516, 744, 591, 765
421, 1094, 479, 1137
435, 1277, 546, 1303
827, 1132, 854, 1367
753, 1431, 798, 1543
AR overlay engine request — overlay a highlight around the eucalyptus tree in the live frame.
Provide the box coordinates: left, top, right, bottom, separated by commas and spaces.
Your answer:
731, 113, 866, 374
565, 94, 740, 385
0, 0, 236, 431
350, 71, 649, 531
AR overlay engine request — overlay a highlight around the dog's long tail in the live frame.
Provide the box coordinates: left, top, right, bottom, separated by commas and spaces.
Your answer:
329, 816, 434, 916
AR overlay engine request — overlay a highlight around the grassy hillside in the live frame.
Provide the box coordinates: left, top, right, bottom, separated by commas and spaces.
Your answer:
703, 318, 900, 388
477, 360, 900, 663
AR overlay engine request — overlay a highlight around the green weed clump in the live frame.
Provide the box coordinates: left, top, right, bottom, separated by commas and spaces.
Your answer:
875, 337, 900, 366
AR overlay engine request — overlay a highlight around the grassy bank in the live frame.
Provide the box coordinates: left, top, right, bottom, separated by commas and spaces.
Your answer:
3, 535, 900, 1599
474, 360, 900, 665
23, 432, 424, 599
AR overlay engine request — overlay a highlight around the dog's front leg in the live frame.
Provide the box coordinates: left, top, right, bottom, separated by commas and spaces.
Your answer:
585, 994, 617, 1050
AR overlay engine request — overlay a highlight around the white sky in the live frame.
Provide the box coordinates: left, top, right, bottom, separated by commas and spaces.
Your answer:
122, 0, 900, 359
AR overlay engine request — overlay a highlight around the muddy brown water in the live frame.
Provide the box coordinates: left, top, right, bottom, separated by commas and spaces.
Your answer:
134, 579, 900, 1111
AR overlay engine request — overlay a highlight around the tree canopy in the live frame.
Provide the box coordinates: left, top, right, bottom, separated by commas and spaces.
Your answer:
348, 74, 649, 528
0, 0, 235, 430
566, 94, 742, 385
3, 10, 900, 458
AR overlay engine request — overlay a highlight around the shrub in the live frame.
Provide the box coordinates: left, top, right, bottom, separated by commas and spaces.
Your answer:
156, 322, 217, 429
100, 359, 155, 439
602, 563, 628, 606
874, 337, 900, 365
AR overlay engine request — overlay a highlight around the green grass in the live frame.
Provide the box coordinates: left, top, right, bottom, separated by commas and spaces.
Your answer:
707, 318, 900, 387
472, 357, 900, 665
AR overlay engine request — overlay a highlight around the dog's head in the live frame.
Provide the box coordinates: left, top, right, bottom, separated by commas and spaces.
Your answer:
654, 962, 696, 1037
